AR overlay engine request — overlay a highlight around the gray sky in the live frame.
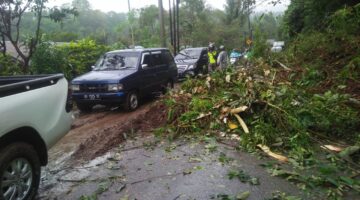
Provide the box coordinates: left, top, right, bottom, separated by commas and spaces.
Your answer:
48, 0, 290, 13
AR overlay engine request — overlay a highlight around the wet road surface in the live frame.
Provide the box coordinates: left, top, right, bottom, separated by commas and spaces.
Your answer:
36, 100, 302, 200
39, 137, 300, 199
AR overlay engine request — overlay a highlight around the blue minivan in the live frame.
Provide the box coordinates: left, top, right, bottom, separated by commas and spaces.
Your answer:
71, 48, 177, 111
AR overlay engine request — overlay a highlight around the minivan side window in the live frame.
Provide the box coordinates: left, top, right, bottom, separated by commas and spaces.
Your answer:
151, 51, 165, 66
163, 51, 175, 65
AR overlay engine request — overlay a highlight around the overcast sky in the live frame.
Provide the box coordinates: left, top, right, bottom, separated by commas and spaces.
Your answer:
48, 0, 290, 13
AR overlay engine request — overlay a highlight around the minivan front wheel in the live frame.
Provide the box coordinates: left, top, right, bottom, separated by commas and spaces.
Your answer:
124, 91, 139, 111
0, 143, 40, 200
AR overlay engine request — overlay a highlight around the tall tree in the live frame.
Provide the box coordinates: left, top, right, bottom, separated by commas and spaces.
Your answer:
136, 5, 161, 47
0, 0, 78, 72
224, 0, 255, 25
179, 0, 207, 46
71, 0, 91, 12
0, 0, 47, 72
49, 7, 79, 29
253, 12, 282, 39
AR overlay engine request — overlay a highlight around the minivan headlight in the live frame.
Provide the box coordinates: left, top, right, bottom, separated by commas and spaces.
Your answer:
187, 64, 195, 70
108, 83, 123, 91
72, 84, 80, 92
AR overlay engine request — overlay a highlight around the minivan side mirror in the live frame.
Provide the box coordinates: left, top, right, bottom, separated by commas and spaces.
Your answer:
142, 64, 149, 69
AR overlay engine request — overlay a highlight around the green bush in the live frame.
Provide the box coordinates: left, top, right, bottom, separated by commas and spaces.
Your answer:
31, 39, 110, 79
329, 3, 360, 36
0, 54, 22, 76
57, 39, 109, 79
304, 91, 359, 138
31, 41, 67, 76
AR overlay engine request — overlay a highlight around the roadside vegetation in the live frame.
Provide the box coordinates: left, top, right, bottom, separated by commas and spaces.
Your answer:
155, 2, 360, 199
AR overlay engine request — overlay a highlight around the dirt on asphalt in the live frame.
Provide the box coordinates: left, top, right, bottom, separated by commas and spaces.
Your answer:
39, 97, 303, 200
48, 99, 168, 167
72, 103, 168, 163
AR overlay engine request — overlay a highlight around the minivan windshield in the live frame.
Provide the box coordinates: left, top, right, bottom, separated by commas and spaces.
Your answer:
93, 52, 140, 71
175, 49, 202, 60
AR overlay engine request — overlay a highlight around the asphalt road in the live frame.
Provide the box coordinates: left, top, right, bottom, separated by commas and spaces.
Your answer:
36, 103, 301, 200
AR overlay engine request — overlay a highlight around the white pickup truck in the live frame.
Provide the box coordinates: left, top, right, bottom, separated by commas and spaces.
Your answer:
0, 74, 73, 200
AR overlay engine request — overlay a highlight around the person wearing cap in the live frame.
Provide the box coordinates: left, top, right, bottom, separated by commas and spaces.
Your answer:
217, 45, 228, 70
207, 43, 218, 73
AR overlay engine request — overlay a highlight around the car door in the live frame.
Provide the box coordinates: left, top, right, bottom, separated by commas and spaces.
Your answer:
199, 49, 208, 67
162, 50, 177, 80
138, 52, 158, 95
150, 50, 168, 89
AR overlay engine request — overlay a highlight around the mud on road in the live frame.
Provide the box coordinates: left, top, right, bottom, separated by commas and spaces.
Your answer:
38, 97, 301, 200
49, 99, 168, 166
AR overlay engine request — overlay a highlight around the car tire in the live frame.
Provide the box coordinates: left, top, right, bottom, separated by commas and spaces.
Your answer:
0, 143, 41, 200
124, 91, 139, 111
77, 103, 93, 112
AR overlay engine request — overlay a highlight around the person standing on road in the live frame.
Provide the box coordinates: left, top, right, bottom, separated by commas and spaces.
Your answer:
217, 45, 228, 70
207, 43, 217, 73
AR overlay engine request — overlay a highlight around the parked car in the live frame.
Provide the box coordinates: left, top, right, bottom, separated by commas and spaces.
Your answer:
0, 74, 73, 200
230, 49, 243, 65
175, 47, 208, 78
271, 41, 285, 52
271, 46, 283, 52
71, 48, 178, 112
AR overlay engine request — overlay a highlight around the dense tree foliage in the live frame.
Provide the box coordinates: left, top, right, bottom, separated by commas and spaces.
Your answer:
282, 0, 359, 37
0, 0, 287, 76
0, 0, 78, 72
31, 39, 109, 79
15, 0, 277, 49
0, 0, 48, 71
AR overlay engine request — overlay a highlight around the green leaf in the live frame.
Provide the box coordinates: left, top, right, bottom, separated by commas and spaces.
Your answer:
339, 176, 354, 185
318, 165, 338, 175
326, 177, 340, 187
236, 191, 250, 200
339, 146, 360, 159
250, 177, 260, 185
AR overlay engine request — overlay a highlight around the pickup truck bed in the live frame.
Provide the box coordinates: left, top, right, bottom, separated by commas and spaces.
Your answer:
0, 74, 65, 97
0, 74, 73, 200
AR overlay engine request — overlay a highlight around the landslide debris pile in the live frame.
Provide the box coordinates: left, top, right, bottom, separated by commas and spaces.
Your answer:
159, 60, 360, 198
164, 62, 360, 150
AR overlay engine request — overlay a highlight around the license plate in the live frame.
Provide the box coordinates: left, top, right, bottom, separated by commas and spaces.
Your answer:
84, 94, 100, 100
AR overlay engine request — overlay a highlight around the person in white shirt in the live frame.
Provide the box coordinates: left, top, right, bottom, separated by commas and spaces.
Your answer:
217, 45, 228, 70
